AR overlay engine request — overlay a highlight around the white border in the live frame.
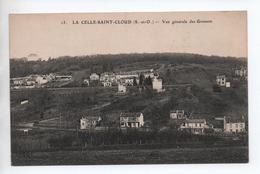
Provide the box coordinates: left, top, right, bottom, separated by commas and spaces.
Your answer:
1, 0, 260, 174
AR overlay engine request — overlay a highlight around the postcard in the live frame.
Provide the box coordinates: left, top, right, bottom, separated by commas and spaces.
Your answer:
9, 11, 248, 165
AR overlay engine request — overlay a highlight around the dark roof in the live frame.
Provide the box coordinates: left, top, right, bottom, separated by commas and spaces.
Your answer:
225, 116, 246, 123
170, 110, 184, 113
81, 116, 101, 122
120, 112, 142, 118
184, 119, 206, 123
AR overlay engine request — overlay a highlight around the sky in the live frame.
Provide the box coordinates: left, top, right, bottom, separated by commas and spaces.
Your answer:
9, 11, 247, 60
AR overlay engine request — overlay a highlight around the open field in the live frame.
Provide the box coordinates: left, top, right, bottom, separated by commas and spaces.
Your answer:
12, 146, 248, 165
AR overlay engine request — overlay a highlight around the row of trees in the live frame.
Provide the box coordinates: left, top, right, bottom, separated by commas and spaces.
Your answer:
10, 53, 246, 78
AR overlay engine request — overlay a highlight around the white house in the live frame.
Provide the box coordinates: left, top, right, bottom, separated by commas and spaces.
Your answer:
118, 84, 126, 93
152, 77, 164, 92
120, 112, 144, 128
235, 67, 247, 78
90, 73, 100, 81
224, 116, 246, 133
102, 81, 112, 87
216, 75, 226, 86
26, 79, 36, 86
80, 116, 102, 129
11, 77, 26, 86
225, 81, 231, 88
83, 79, 90, 86
120, 78, 135, 86
36, 76, 49, 85
170, 110, 186, 119
100, 72, 116, 83
180, 119, 209, 134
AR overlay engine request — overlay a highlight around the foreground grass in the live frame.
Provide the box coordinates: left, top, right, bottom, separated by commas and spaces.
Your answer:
12, 146, 248, 165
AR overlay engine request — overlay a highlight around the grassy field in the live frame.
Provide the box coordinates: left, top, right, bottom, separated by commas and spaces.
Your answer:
11, 146, 248, 165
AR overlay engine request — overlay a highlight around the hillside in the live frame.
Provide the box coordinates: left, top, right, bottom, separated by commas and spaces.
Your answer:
10, 53, 248, 129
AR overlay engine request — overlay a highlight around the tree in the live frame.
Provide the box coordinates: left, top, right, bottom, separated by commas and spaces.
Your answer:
133, 77, 138, 86
139, 73, 145, 86
144, 76, 152, 86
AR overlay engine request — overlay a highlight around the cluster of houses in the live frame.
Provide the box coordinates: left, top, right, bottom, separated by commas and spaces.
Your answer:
215, 66, 247, 89
170, 110, 246, 134
86, 69, 164, 92
80, 112, 145, 130
79, 109, 246, 135
10, 74, 72, 89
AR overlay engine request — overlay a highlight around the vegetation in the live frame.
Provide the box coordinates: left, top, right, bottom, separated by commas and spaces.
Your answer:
10, 53, 246, 78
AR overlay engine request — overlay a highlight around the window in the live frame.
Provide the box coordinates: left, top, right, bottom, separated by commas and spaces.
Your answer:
236, 124, 238, 128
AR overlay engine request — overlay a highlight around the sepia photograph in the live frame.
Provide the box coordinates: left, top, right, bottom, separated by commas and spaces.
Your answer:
9, 11, 248, 165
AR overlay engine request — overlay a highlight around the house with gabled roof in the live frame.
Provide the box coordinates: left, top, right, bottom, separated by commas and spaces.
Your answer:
80, 116, 102, 130
119, 112, 144, 128
224, 116, 246, 133
179, 118, 210, 134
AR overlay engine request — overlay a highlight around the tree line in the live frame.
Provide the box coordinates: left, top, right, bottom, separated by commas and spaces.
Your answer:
10, 53, 246, 78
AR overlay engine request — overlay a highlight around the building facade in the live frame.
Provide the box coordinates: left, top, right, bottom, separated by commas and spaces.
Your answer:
118, 84, 126, 93
224, 117, 246, 133
90, 73, 100, 81
170, 110, 186, 119
216, 75, 226, 86
180, 119, 209, 134
120, 112, 144, 128
80, 116, 102, 130
152, 77, 163, 92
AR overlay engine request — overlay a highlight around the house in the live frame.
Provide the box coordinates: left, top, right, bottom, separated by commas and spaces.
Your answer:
216, 75, 226, 86
80, 116, 102, 129
180, 119, 209, 134
235, 67, 247, 78
120, 112, 144, 128
225, 81, 231, 88
36, 75, 49, 84
120, 77, 135, 86
83, 79, 90, 86
26, 79, 36, 86
11, 77, 27, 86
224, 116, 246, 133
90, 73, 100, 81
152, 77, 164, 92
170, 110, 186, 119
102, 81, 112, 87
118, 83, 126, 93
100, 72, 116, 83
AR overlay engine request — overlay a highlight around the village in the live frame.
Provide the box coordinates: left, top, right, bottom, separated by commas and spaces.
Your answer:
10, 54, 249, 165
12, 65, 248, 136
